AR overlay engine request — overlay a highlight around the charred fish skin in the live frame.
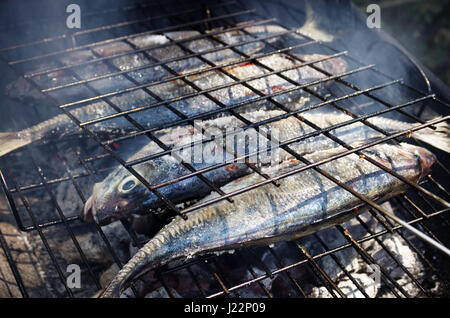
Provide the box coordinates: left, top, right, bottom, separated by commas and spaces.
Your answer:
101, 143, 436, 297
4, 24, 320, 105
3, 25, 280, 105
0, 45, 349, 158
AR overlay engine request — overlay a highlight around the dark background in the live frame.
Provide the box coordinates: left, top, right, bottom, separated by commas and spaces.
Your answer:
352, 0, 450, 86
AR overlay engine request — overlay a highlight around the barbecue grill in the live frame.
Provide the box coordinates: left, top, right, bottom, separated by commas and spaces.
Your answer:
0, 0, 449, 298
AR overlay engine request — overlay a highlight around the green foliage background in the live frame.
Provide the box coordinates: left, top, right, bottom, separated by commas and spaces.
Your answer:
352, 0, 450, 86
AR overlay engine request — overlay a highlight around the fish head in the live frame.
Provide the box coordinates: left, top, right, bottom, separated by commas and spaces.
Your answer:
397, 143, 436, 179
370, 143, 436, 182
82, 161, 157, 225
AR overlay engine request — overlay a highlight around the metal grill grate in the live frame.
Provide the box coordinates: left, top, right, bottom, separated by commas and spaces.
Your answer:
0, 0, 449, 298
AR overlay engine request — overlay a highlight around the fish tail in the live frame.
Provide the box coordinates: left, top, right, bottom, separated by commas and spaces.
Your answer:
100, 247, 155, 298
99, 278, 122, 298
0, 132, 31, 157
415, 120, 450, 153
100, 230, 179, 298
101, 211, 215, 297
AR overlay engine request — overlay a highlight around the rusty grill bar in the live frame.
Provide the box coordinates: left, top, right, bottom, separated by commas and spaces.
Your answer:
0, 0, 449, 298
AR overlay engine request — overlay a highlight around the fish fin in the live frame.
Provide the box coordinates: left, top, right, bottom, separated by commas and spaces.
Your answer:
0, 132, 31, 157
415, 120, 450, 153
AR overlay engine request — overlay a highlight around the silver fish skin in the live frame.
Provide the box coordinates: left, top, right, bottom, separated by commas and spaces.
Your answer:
81, 108, 340, 225
82, 110, 283, 225
300, 111, 450, 154
83, 107, 449, 225
100, 143, 436, 297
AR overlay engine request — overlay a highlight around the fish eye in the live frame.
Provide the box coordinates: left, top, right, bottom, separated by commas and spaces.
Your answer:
122, 180, 135, 191
119, 177, 139, 194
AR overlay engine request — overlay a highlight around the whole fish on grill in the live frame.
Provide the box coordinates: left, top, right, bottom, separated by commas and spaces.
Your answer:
4, 25, 308, 105
100, 143, 436, 297
82, 108, 449, 225
0, 46, 348, 157
4, 28, 265, 104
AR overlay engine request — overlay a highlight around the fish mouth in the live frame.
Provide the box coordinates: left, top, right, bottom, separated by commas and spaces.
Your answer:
417, 148, 437, 179
82, 194, 134, 225
82, 195, 98, 223
398, 143, 436, 179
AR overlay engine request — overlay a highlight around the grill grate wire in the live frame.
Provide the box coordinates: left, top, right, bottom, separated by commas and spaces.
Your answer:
0, 0, 448, 298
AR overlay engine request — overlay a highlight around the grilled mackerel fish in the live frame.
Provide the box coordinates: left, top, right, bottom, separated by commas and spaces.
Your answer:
0, 50, 347, 158
83, 109, 449, 225
4, 27, 272, 104
101, 143, 436, 297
